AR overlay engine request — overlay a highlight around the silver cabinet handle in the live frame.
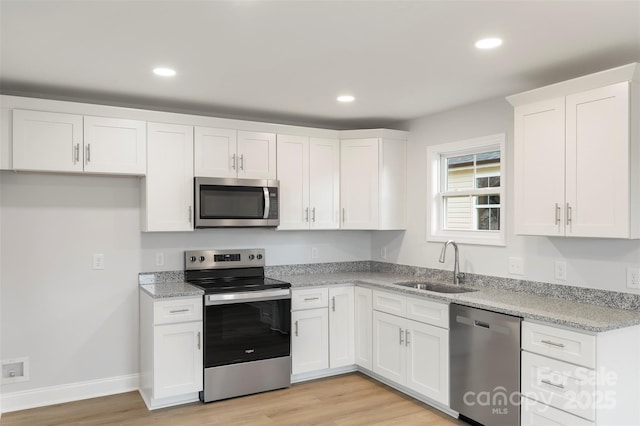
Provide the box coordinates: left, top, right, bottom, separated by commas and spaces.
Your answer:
74, 143, 80, 164
566, 203, 572, 225
405, 330, 410, 346
304, 297, 319, 301
188, 206, 192, 224
331, 296, 335, 312
231, 154, 236, 170
555, 203, 561, 225
312, 207, 316, 223
295, 320, 299, 336
399, 329, 404, 345
541, 339, 565, 348
85, 144, 91, 163
170, 309, 189, 314
239, 154, 244, 171
342, 208, 345, 223
541, 379, 565, 389
197, 331, 201, 350
305, 207, 309, 222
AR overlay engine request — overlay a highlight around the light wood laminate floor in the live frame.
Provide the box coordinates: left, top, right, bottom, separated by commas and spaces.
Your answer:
1, 373, 465, 425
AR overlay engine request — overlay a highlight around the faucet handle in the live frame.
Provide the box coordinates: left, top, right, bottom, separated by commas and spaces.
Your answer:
456, 272, 466, 283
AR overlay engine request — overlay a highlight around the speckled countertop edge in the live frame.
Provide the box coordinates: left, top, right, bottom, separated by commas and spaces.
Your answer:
139, 282, 203, 299
138, 267, 640, 332
274, 272, 640, 333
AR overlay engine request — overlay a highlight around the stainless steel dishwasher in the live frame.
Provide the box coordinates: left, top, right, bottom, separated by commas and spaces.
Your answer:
450, 304, 521, 426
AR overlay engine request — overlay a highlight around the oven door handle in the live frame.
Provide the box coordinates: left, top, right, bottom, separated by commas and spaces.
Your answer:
205, 288, 291, 305
263, 187, 270, 219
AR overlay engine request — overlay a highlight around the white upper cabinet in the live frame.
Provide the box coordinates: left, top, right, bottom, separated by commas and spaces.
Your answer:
237, 131, 276, 179
277, 134, 340, 230
194, 126, 237, 178
340, 137, 406, 230
194, 128, 276, 179
509, 63, 640, 239
142, 122, 194, 232
83, 116, 146, 174
13, 109, 146, 175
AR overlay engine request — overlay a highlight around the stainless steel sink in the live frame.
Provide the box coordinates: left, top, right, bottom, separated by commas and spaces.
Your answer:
393, 281, 477, 293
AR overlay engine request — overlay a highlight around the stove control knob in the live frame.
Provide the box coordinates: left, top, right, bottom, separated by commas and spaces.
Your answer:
257, 254, 263, 260
189, 256, 197, 262
199, 256, 206, 262
249, 254, 255, 260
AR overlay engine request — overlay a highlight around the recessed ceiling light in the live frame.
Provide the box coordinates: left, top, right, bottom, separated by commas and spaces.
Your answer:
153, 67, 176, 77
475, 38, 503, 50
337, 95, 355, 103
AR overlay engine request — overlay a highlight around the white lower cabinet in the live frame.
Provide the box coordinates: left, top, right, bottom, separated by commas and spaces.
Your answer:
521, 320, 640, 426
291, 307, 329, 374
329, 286, 355, 368
291, 286, 355, 376
354, 286, 373, 370
139, 292, 203, 409
372, 290, 449, 406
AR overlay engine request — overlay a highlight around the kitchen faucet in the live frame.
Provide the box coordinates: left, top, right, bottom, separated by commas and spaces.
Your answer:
439, 240, 465, 285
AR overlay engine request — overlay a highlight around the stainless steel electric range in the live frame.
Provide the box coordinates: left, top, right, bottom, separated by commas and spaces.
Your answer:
185, 248, 291, 403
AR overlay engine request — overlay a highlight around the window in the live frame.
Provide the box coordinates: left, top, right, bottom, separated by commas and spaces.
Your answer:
427, 133, 506, 246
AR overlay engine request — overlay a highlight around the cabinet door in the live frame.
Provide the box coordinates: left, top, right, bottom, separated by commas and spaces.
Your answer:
291, 308, 329, 375
405, 320, 449, 405
237, 131, 276, 179
153, 321, 203, 399
566, 82, 630, 238
83, 116, 146, 175
276, 134, 310, 230
194, 126, 237, 178
521, 397, 594, 426
329, 286, 355, 368
372, 310, 405, 385
143, 122, 194, 231
513, 98, 566, 236
340, 138, 379, 229
309, 138, 340, 229
13, 109, 84, 172
354, 287, 373, 370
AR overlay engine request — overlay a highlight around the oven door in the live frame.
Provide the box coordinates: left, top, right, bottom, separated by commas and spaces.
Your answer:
194, 177, 279, 228
203, 289, 291, 368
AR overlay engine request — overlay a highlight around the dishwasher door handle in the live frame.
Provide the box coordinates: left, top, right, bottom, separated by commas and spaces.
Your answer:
474, 320, 490, 329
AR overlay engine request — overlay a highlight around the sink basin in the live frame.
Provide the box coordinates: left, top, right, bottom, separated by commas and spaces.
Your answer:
393, 281, 477, 294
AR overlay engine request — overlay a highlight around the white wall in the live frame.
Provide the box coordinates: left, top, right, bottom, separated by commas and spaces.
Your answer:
0, 171, 371, 397
371, 98, 640, 294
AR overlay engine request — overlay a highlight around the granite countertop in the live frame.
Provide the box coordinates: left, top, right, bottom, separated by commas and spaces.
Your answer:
138, 271, 640, 333
272, 272, 640, 333
140, 282, 203, 299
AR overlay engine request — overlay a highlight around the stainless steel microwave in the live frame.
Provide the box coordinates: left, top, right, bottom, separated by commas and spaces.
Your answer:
194, 177, 279, 228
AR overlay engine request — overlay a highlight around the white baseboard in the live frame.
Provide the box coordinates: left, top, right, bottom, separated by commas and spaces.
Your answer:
0, 373, 139, 413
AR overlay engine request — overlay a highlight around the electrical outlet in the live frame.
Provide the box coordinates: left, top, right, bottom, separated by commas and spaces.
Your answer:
554, 261, 567, 281
92, 253, 104, 270
627, 267, 640, 289
508, 257, 524, 275
381, 247, 387, 260
311, 247, 318, 259
155, 252, 165, 267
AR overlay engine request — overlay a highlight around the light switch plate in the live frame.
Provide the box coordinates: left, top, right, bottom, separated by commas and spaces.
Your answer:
627, 267, 640, 289
554, 261, 567, 281
508, 257, 524, 275
92, 253, 104, 270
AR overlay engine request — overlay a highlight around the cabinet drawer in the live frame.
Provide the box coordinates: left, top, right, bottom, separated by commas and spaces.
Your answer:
372, 290, 406, 316
292, 287, 328, 310
154, 297, 203, 325
406, 297, 448, 328
521, 351, 595, 421
523, 321, 595, 368
521, 396, 594, 426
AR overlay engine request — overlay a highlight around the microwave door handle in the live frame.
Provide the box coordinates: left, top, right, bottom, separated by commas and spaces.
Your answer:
263, 187, 270, 219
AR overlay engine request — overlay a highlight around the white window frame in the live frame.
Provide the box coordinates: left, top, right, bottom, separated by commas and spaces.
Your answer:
426, 133, 506, 246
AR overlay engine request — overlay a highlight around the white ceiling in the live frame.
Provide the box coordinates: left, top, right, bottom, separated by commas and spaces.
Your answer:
1, 1, 639, 129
